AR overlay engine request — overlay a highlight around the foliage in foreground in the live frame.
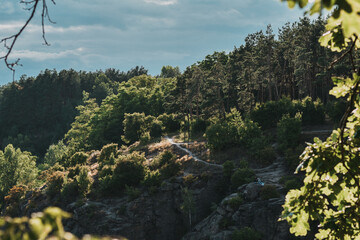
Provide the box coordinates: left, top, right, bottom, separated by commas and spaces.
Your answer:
281, 0, 360, 238
0, 207, 123, 240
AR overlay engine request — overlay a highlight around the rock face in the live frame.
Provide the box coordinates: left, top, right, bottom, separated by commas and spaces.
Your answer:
182, 185, 291, 240
64, 171, 224, 240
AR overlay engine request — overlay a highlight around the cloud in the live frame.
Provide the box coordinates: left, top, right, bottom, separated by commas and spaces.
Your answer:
144, 0, 178, 6
0, 2, 15, 14
7, 48, 84, 61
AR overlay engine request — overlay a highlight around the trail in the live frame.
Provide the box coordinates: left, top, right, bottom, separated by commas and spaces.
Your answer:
165, 136, 223, 169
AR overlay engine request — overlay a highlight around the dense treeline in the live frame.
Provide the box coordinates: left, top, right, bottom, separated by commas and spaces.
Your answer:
0, 17, 352, 159
0, 67, 148, 156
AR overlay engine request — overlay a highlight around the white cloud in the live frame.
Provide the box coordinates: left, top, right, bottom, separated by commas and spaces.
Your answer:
144, 0, 178, 6
8, 48, 84, 61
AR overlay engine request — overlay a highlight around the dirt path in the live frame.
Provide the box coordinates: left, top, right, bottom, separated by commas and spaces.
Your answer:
165, 136, 223, 169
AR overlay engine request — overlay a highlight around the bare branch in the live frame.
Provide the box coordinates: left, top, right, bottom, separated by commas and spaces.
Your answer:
0, 0, 56, 81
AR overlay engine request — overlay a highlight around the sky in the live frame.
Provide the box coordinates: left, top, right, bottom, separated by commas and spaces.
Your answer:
0, 0, 308, 85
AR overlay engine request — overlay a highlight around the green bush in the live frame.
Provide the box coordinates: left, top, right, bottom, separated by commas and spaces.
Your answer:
125, 185, 141, 201
297, 97, 325, 125
259, 184, 279, 200
232, 227, 261, 240
143, 170, 162, 188
231, 168, 255, 189
284, 145, 304, 170
123, 112, 146, 144
255, 145, 276, 165
61, 179, 79, 202
152, 150, 176, 169
46, 171, 66, 198
67, 164, 84, 179
205, 122, 237, 151
326, 99, 347, 124
190, 118, 207, 134
277, 113, 302, 152
157, 113, 181, 133
227, 195, 243, 209
250, 97, 294, 129
99, 143, 118, 164
223, 160, 235, 179
76, 167, 92, 197
113, 152, 146, 189
250, 97, 325, 129
150, 120, 163, 138
66, 152, 88, 167
159, 161, 181, 180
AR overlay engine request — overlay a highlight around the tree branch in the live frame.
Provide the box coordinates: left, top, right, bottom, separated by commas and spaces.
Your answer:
0, 0, 56, 80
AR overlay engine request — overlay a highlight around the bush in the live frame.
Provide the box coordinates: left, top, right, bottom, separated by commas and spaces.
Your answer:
250, 97, 325, 129
152, 150, 176, 169
326, 99, 347, 124
46, 171, 66, 198
259, 184, 279, 200
183, 174, 198, 186
76, 167, 92, 197
190, 118, 207, 134
277, 113, 302, 152
206, 122, 237, 151
123, 112, 146, 144
125, 185, 141, 201
227, 195, 243, 209
99, 143, 118, 164
255, 145, 276, 165
66, 152, 88, 167
159, 161, 181, 180
250, 97, 294, 129
284, 145, 304, 170
157, 113, 181, 133
298, 97, 325, 125
61, 179, 79, 202
112, 152, 146, 190
150, 120, 163, 138
231, 168, 255, 189
232, 227, 261, 240
143, 170, 161, 188
223, 160, 235, 179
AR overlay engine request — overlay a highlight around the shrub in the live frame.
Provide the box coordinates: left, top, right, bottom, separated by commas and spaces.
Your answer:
284, 145, 304, 170
4, 185, 27, 215
223, 160, 235, 179
98, 164, 113, 179
66, 152, 88, 167
152, 150, 176, 169
250, 97, 294, 129
125, 185, 141, 201
99, 143, 118, 164
277, 113, 302, 152
61, 179, 79, 202
76, 167, 92, 197
159, 161, 181, 180
326, 99, 347, 124
227, 195, 243, 209
298, 97, 325, 125
232, 227, 261, 240
231, 168, 255, 189
143, 170, 162, 188
205, 122, 237, 151
259, 184, 279, 200
112, 152, 146, 189
255, 145, 276, 165
140, 131, 151, 144
190, 118, 207, 135
43, 140, 68, 168
123, 112, 146, 144
150, 120, 163, 138
46, 171, 66, 198
157, 113, 181, 133
67, 164, 83, 179
183, 174, 198, 186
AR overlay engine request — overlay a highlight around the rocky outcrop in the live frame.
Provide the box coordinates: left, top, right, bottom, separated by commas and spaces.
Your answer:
63, 171, 224, 240
182, 183, 291, 240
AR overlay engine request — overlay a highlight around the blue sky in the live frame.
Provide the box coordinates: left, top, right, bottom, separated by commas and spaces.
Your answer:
0, 0, 307, 85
